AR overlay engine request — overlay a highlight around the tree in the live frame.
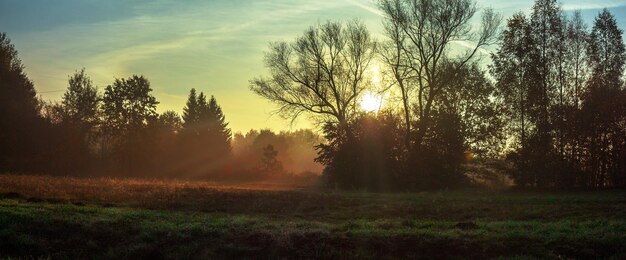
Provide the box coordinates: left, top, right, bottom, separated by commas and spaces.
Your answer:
0, 32, 47, 172
378, 0, 501, 153
527, 0, 563, 187
580, 9, 626, 187
437, 61, 504, 157
250, 20, 377, 128
48, 69, 101, 173
156, 110, 182, 134
260, 144, 283, 175
182, 88, 199, 130
147, 110, 182, 176
58, 68, 100, 128
102, 75, 158, 134
566, 11, 588, 109
102, 75, 159, 173
201, 95, 232, 154
316, 112, 405, 190
179, 89, 232, 177
491, 13, 536, 186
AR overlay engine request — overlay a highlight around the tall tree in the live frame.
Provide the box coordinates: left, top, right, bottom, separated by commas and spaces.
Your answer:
102, 75, 159, 173
0, 32, 46, 171
182, 88, 199, 130
491, 13, 536, 186
378, 0, 501, 153
179, 89, 232, 177
48, 69, 101, 173
581, 9, 626, 187
437, 62, 504, 157
566, 11, 588, 109
58, 68, 100, 128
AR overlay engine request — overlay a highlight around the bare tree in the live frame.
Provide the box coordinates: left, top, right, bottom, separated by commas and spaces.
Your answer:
250, 20, 376, 128
378, 0, 501, 151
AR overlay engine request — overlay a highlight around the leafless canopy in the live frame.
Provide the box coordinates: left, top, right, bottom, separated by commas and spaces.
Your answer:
250, 20, 376, 126
378, 0, 501, 148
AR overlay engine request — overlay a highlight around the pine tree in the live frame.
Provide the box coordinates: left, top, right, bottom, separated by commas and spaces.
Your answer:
179, 89, 232, 176
182, 88, 199, 130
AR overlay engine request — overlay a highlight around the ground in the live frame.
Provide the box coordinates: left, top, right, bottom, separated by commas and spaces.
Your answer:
0, 174, 625, 259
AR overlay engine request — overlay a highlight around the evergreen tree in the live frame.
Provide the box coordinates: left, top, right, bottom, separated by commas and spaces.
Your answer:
182, 88, 199, 130
0, 32, 47, 172
179, 89, 232, 177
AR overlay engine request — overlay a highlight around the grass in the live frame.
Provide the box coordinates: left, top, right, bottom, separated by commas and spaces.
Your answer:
1, 174, 625, 259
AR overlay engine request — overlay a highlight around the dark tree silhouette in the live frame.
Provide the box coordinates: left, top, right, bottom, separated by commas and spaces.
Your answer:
316, 112, 404, 190
580, 9, 626, 187
0, 32, 47, 172
491, 13, 536, 186
378, 0, 501, 153
48, 69, 101, 173
260, 144, 283, 175
493, 3, 626, 189
179, 89, 232, 177
102, 75, 159, 174
437, 61, 505, 157
250, 20, 376, 127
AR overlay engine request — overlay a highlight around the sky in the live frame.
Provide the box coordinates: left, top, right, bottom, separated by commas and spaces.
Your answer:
1, 0, 625, 133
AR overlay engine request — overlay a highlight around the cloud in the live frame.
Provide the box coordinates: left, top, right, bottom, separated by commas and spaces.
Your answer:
344, 0, 384, 17
561, 1, 626, 11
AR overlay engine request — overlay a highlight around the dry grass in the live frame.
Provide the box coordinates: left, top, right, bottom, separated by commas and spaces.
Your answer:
1, 173, 626, 258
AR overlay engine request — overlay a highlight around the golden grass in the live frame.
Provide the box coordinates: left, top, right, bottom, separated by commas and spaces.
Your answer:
0, 173, 304, 205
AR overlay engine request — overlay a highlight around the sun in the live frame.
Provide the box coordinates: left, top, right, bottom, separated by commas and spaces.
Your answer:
360, 92, 383, 112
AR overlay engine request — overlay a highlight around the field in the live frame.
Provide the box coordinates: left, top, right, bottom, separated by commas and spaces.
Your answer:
1, 174, 625, 259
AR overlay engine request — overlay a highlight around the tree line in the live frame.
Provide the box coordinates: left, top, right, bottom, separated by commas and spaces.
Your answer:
0, 35, 320, 181
1, 0, 624, 190
251, 0, 626, 190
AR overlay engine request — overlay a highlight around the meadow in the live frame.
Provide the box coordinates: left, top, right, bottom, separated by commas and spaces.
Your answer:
1, 174, 625, 259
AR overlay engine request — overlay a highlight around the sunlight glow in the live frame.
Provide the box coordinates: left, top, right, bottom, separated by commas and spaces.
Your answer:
360, 92, 383, 112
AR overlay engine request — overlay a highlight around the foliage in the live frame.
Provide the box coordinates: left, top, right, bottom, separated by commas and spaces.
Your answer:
177, 89, 232, 177
0, 32, 47, 172
491, 5, 626, 188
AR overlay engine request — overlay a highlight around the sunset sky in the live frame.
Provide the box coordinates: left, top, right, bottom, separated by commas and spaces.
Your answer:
1, 0, 624, 133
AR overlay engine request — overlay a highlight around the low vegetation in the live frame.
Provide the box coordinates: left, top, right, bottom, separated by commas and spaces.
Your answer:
1, 174, 625, 259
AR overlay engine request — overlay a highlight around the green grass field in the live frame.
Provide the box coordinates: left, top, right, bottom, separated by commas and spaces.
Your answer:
1, 174, 625, 259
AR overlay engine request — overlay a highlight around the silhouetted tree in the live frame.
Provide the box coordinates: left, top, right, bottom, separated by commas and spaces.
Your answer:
580, 9, 626, 187
260, 144, 282, 175
102, 75, 159, 174
493, 3, 626, 189
437, 61, 505, 157
48, 69, 101, 173
250, 20, 376, 128
0, 32, 47, 172
316, 112, 404, 190
147, 110, 182, 176
182, 88, 199, 130
179, 89, 232, 177
378, 0, 501, 154
491, 13, 536, 186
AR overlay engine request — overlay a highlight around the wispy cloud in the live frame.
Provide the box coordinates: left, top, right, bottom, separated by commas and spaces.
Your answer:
561, 1, 626, 11
344, 0, 384, 17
